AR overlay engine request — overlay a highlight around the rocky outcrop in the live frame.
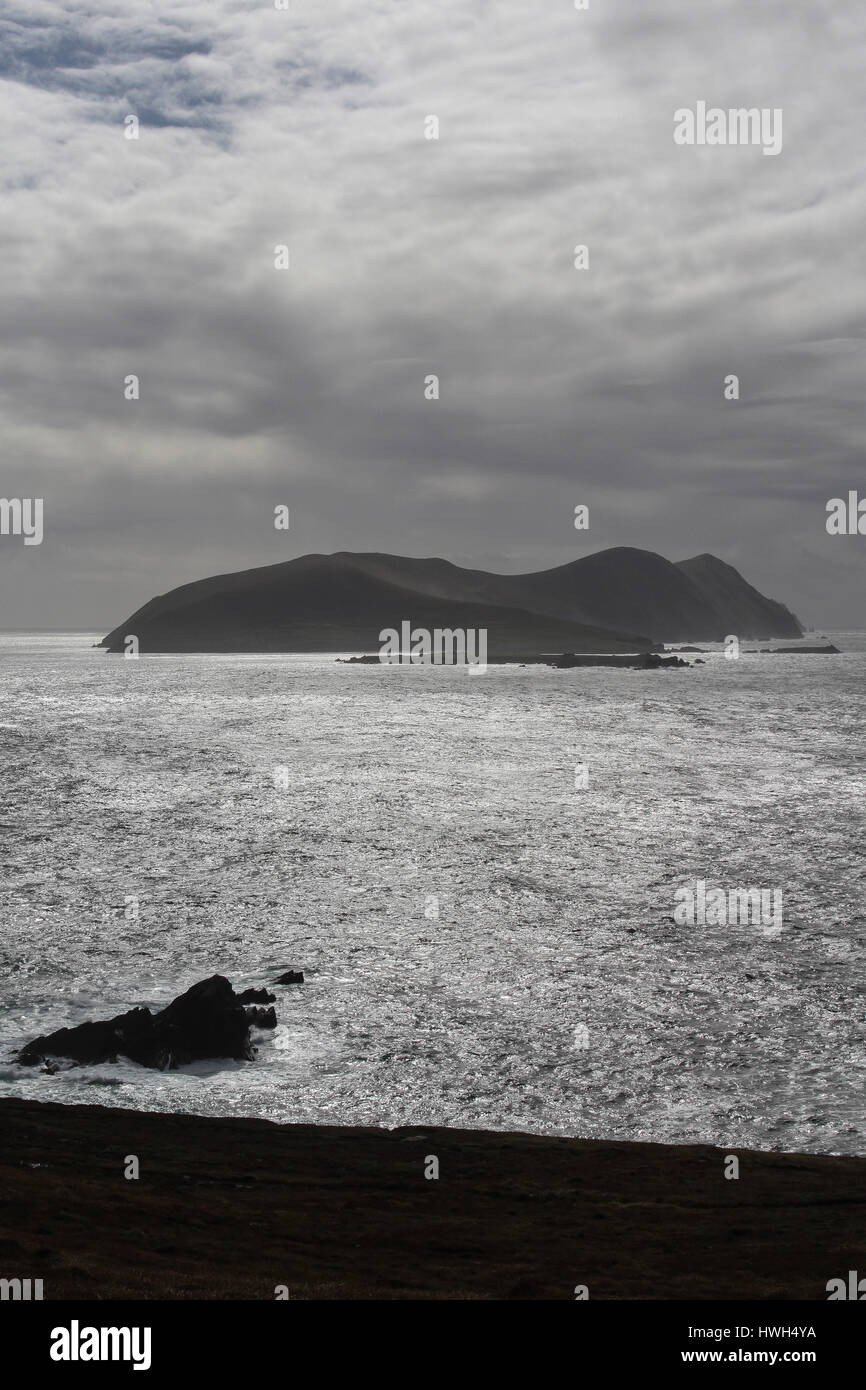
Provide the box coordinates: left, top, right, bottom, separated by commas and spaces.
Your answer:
237, 988, 276, 1004
16, 975, 278, 1072
642, 652, 690, 668
767, 644, 839, 654
243, 1006, 277, 1030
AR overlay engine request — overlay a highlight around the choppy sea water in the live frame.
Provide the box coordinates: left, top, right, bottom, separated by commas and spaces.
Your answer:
0, 631, 864, 1155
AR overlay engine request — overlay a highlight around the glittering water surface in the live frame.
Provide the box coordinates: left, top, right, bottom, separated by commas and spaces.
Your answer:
1, 632, 864, 1154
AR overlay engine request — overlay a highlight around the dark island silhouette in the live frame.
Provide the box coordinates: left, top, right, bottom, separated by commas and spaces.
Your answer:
99, 547, 803, 655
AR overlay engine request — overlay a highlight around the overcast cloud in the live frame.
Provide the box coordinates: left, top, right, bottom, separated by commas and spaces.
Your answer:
1, 0, 864, 628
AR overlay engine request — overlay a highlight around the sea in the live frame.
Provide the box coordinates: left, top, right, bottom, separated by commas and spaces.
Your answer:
1, 631, 864, 1154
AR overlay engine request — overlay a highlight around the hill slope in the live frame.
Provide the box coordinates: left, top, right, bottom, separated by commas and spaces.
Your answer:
674, 553, 801, 640
335, 548, 803, 642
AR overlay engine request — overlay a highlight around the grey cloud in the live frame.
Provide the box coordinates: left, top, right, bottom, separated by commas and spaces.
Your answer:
0, 0, 863, 628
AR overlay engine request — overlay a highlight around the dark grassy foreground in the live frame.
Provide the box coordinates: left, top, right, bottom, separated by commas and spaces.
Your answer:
1, 1098, 863, 1300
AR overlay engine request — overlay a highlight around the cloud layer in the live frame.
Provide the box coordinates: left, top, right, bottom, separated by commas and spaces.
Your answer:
1, 0, 864, 627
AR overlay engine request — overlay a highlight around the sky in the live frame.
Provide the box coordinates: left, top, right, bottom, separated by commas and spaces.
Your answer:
0, 0, 864, 630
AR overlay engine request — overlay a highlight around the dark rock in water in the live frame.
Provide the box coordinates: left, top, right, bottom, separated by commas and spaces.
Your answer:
154, 976, 252, 1068
274, 970, 304, 985
694, 658, 706, 664
236, 988, 276, 1004
771, 644, 840, 654
16, 1009, 155, 1069
15, 975, 277, 1072
244, 1006, 277, 1029
642, 652, 689, 669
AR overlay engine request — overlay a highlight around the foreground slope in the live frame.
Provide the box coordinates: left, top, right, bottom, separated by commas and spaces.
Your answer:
2, 1098, 862, 1299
